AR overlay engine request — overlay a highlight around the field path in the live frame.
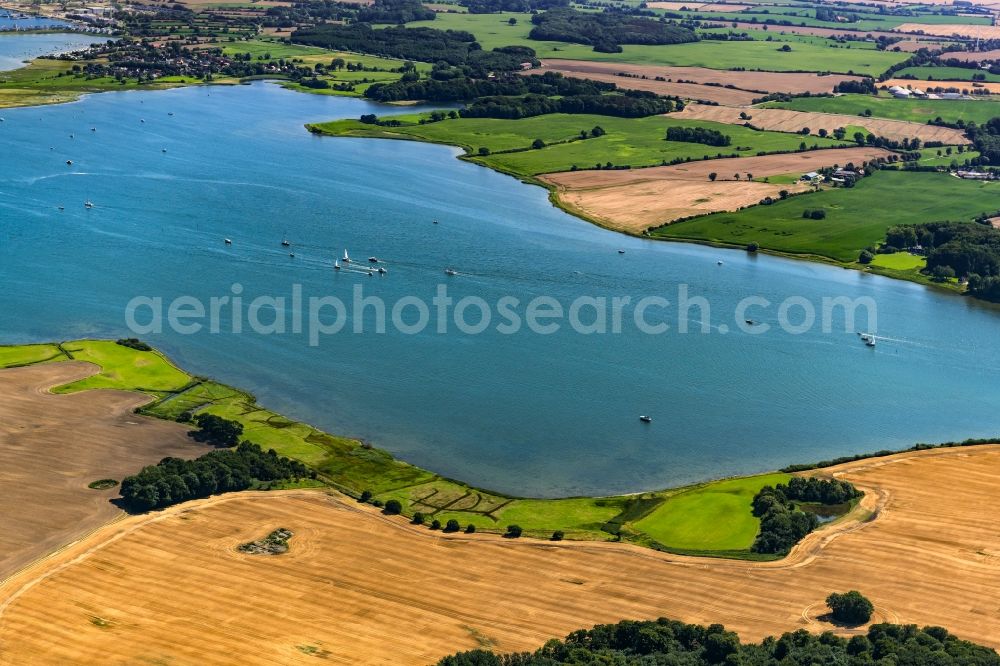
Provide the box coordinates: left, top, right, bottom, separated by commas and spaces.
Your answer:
1, 445, 998, 664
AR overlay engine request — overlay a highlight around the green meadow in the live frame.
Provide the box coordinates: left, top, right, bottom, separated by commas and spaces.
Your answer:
403, 12, 906, 74
654, 171, 1000, 262
766, 93, 1000, 126
630, 473, 791, 553
310, 112, 849, 178
0, 339, 790, 554
895, 65, 1000, 83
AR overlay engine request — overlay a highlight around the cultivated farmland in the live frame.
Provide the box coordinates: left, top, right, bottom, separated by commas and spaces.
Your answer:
1, 446, 998, 664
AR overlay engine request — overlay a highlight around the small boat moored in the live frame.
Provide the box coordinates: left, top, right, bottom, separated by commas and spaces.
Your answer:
84, 200, 94, 209
639, 415, 652, 423
224, 238, 232, 245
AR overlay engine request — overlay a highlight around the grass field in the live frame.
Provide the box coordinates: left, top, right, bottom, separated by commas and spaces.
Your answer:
0, 58, 184, 108
311, 113, 848, 177
51, 340, 192, 396
870, 252, 927, 271
653, 171, 1000, 262
0, 342, 64, 367
766, 92, 1000, 126
404, 13, 907, 74
630, 473, 790, 552
895, 65, 1000, 83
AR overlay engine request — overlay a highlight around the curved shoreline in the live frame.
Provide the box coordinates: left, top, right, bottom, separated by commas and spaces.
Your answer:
2, 339, 997, 561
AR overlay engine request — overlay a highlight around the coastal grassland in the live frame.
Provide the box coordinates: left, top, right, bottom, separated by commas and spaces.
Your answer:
309, 113, 849, 178
765, 93, 1000, 125
51, 340, 191, 396
403, 13, 906, 74
629, 473, 790, 554
0, 342, 66, 368
0, 340, 778, 549
894, 65, 1000, 83
867, 251, 929, 283
653, 171, 1000, 262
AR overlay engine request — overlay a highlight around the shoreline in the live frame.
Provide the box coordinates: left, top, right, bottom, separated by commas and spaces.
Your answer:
1, 339, 996, 558
307, 121, 971, 298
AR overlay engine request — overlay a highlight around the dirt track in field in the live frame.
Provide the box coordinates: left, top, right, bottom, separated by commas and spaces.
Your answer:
540, 147, 893, 231
0, 363, 206, 580
1, 444, 998, 665
537, 59, 864, 95
675, 103, 972, 144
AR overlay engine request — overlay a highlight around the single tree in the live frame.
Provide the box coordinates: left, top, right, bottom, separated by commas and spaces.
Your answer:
826, 591, 874, 625
505, 524, 523, 538
384, 499, 402, 515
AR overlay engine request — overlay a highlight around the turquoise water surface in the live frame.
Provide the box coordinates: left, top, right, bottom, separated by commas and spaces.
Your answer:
0, 31, 103, 71
2, 81, 999, 497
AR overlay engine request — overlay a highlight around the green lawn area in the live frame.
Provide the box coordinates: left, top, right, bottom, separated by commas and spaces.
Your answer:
0, 58, 183, 108
630, 473, 790, 552
52, 340, 192, 395
895, 65, 1000, 83
311, 112, 848, 178
870, 252, 926, 271
0, 343, 66, 368
766, 92, 1000, 126
404, 12, 906, 74
654, 171, 1000, 262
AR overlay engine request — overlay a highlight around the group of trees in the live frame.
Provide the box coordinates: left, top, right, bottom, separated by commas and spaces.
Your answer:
827, 591, 875, 625
750, 478, 861, 554
528, 8, 697, 53
189, 413, 244, 447
882, 221, 1000, 301
119, 441, 310, 512
293, 25, 480, 66
462, 90, 677, 119
833, 78, 877, 94
459, 0, 568, 13
964, 118, 1000, 166
665, 126, 731, 146
355, 0, 435, 24
437, 617, 1000, 665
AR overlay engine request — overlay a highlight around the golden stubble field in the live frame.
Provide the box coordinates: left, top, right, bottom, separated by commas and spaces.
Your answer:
1, 444, 998, 665
540, 146, 893, 231
0, 363, 206, 580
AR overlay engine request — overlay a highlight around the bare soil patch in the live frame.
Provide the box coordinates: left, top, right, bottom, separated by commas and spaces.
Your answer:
537, 59, 864, 95
1, 446, 998, 664
940, 49, 1000, 63
676, 103, 972, 144
0, 363, 207, 580
895, 23, 1000, 39
540, 147, 892, 231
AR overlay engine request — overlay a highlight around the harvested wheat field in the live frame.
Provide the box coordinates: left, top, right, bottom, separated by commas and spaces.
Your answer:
0, 363, 206, 580
648, 1, 752, 10
727, 21, 899, 40
1, 445, 999, 665
540, 147, 892, 231
675, 103, 972, 144
537, 59, 864, 95
944, 49, 1000, 63
523, 67, 759, 105
883, 77, 1000, 95
895, 23, 1000, 39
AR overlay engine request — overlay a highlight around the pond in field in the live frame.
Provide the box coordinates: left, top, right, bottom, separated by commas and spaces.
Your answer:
2, 81, 1000, 497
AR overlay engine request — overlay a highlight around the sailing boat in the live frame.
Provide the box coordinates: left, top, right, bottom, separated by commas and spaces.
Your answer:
333, 259, 341, 271
342, 249, 351, 263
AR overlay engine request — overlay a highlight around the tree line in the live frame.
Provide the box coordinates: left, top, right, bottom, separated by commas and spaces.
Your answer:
528, 8, 697, 53
292, 24, 480, 66
437, 617, 1000, 665
750, 478, 861, 554
461, 90, 678, 119
119, 441, 311, 512
459, 0, 568, 13
883, 221, 1000, 301
665, 126, 731, 146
